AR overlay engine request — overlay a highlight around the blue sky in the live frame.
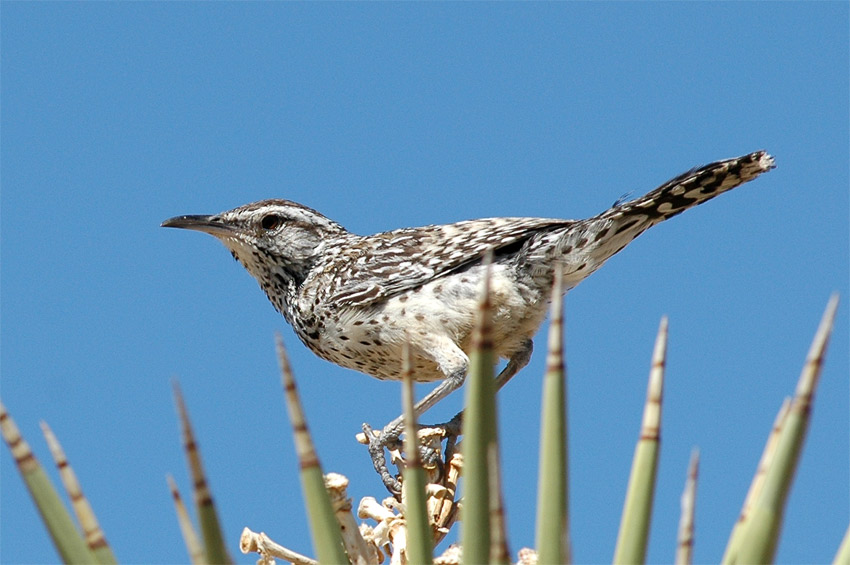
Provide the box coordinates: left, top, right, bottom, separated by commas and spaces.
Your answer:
2, 3, 847, 563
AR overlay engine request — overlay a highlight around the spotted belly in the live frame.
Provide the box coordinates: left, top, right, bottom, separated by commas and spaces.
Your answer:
300, 263, 549, 382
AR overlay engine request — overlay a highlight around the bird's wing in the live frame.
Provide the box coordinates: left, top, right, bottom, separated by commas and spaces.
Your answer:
325, 151, 776, 309
325, 217, 573, 308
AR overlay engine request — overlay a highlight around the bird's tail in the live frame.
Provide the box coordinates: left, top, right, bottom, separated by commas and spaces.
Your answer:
551, 151, 775, 285
600, 150, 775, 226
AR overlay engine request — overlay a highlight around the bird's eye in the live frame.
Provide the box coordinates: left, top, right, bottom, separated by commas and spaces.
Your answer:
261, 214, 282, 230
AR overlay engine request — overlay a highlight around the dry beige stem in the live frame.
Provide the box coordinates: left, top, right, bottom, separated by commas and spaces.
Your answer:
325, 473, 377, 565
245, 426, 465, 564
239, 527, 317, 565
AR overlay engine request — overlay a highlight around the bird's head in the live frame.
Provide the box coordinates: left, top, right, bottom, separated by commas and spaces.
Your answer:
162, 199, 347, 310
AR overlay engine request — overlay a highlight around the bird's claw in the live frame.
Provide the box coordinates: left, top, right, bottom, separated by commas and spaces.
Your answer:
364, 414, 467, 495
363, 422, 403, 495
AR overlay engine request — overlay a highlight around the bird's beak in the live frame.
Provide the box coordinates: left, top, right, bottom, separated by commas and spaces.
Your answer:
161, 215, 233, 237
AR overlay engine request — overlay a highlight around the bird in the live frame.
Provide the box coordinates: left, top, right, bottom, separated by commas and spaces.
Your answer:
163, 150, 774, 487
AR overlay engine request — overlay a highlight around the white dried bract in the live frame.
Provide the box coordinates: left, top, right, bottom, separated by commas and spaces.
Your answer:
239, 527, 316, 565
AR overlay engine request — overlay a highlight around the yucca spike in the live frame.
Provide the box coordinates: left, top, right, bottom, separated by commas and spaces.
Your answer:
275, 335, 349, 564
173, 382, 231, 564
41, 421, 116, 564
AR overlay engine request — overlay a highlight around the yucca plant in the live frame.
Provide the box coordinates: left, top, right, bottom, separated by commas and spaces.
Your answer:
236, 281, 843, 564
2, 280, 843, 563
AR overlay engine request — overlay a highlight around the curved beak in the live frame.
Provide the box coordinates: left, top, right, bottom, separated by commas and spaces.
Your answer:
161, 215, 233, 237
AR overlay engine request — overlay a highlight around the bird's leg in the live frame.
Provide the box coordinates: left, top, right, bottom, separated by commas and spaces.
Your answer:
383, 364, 468, 440
363, 422, 403, 494
495, 338, 534, 390
442, 338, 534, 438
366, 365, 468, 493
365, 339, 533, 494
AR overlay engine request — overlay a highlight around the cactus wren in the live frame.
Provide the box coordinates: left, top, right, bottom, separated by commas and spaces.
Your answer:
163, 151, 774, 483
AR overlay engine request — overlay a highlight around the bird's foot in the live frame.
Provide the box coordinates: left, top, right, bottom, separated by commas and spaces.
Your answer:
362, 418, 459, 496
362, 422, 403, 495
